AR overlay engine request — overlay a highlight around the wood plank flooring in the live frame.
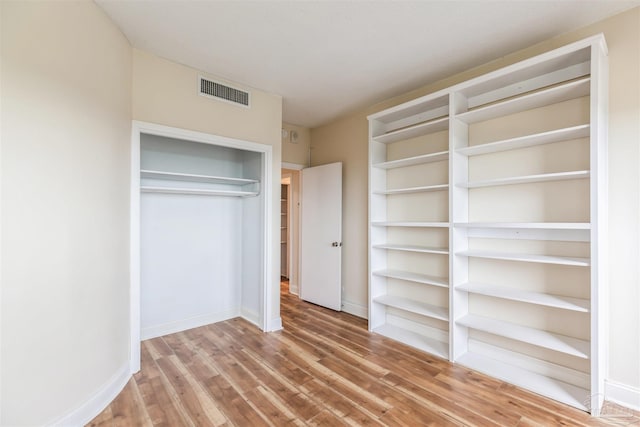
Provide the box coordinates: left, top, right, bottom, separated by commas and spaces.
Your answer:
89, 282, 639, 426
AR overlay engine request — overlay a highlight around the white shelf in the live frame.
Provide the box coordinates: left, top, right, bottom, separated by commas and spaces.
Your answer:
373, 151, 449, 169
372, 117, 449, 144
455, 222, 590, 230
456, 77, 591, 124
373, 324, 448, 359
141, 169, 258, 185
373, 184, 448, 195
140, 186, 258, 197
457, 249, 589, 267
373, 294, 448, 321
372, 244, 449, 255
372, 221, 449, 228
456, 352, 588, 410
457, 282, 589, 312
457, 314, 589, 359
456, 124, 590, 156
372, 269, 448, 288
459, 170, 589, 188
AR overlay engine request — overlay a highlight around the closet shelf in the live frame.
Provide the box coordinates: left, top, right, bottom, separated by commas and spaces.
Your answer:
457, 249, 590, 267
372, 117, 449, 144
140, 186, 258, 197
456, 124, 590, 156
456, 352, 588, 410
456, 314, 589, 359
373, 151, 449, 169
372, 221, 449, 228
141, 169, 259, 185
455, 77, 590, 124
459, 170, 589, 189
374, 184, 448, 195
372, 244, 449, 255
456, 282, 589, 312
373, 324, 448, 359
372, 269, 448, 288
373, 294, 448, 321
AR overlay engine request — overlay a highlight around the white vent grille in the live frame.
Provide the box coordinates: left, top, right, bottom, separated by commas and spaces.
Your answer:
199, 76, 250, 107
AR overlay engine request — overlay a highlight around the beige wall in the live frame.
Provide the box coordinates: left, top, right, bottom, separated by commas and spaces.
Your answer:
132, 49, 283, 329
282, 122, 311, 166
1, 1, 132, 425
311, 7, 640, 392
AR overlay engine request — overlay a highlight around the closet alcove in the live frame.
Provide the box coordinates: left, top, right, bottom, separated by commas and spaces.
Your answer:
130, 121, 274, 371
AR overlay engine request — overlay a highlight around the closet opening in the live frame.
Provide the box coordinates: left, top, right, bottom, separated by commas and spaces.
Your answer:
130, 121, 275, 373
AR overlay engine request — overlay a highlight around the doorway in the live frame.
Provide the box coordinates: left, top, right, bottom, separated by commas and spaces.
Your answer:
281, 168, 301, 295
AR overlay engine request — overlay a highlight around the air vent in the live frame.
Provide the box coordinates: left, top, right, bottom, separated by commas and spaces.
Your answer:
199, 76, 250, 107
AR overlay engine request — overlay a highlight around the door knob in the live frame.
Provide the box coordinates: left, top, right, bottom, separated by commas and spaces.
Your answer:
331, 242, 342, 247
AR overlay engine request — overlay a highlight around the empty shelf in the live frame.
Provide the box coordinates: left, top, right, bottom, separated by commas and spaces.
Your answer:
141, 169, 258, 185
456, 124, 590, 156
457, 249, 589, 266
459, 170, 589, 188
372, 269, 448, 288
455, 222, 590, 230
374, 184, 448, 195
457, 282, 589, 312
372, 117, 449, 144
456, 352, 588, 410
372, 244, 448, 255
456, 314, 589, 359
373, 294, 448, 321
373, 151, 449, 169
373, 324, 448, 359
372, 221, 449, 228
456, 77, 590, 124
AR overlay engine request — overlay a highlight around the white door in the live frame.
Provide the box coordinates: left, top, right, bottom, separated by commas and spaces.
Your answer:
300, 162, 342, 311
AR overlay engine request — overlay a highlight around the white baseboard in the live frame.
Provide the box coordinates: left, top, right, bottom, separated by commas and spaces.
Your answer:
288, 282, 299, 295
342, 300, 368, 319
49, 362, 130, 427
141, 309, 239, 340
267, 316, 283, 331
605, 379, 640, 411
240, 307, 261, 328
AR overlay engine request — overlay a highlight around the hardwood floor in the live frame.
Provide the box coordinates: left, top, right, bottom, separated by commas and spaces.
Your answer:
89, 282, 639, 426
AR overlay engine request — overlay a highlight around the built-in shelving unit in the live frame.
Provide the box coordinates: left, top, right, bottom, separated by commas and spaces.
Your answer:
368, 35, 608, 414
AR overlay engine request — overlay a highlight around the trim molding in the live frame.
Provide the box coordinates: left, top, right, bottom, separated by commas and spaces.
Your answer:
605, 380, 640, 411
141, 309, 239, 340
48, 363, 130, 427
342, 300, 368, 319
281, 161, 305, 170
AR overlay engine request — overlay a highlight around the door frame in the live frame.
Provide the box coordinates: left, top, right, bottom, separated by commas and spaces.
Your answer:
129, 120, 274, 373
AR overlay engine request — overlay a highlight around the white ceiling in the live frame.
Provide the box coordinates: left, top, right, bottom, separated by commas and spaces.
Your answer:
96, 0, 638, 128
